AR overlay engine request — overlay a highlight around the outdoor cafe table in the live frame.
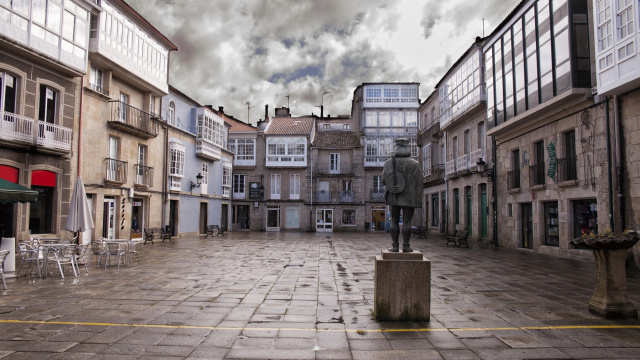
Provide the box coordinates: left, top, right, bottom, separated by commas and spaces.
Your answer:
103, 239, 132, 267
37, 243, 67, 278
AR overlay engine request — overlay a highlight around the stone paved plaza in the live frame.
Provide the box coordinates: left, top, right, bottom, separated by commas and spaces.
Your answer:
0, 231, 639, 359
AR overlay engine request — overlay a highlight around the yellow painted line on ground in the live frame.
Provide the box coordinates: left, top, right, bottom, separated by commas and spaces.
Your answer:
1, 319, 639, 333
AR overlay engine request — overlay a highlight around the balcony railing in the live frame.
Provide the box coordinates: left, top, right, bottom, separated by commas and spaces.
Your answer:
469, 147, 485, 166
317, 191, 331, 203
529, 163, 545, 187
315, 164, 352, 175
370, 188, 385, 201
424, 164, 445, 184
558, 156, 577, 182
109, 101, 158, 138
507, 169, 521, 190
134, 164, 154, 188
340, 191, 355, 203
445, 159, 456, 176
1, 111, 72, 154
456, 153, 470, 172
365, 157, 388, 167
105, 158, 127, 183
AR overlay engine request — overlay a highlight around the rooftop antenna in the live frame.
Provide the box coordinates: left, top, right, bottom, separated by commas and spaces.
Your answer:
285, 95, 290, 108
245, 101, 255, 124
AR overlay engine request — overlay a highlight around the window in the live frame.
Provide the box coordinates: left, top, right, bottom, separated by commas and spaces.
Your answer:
271, 174, 281, 199
342, 180, 352, 192
233, 174, 245, 198
463, 130, 470, 155
106, 136, 118, 181
168, 101, 175, 125
169, 142, 185, 177
323, 124, 330, 130
38, 85, 57, 124
0, 72, 17, 113
559, 130, 577, 181
201, 163, 208, 186
290, 174, 300, 200
136, 144, 146, 185
431, 194, 439, 226
454, 188, 459, 224
119, 93, 129, 123
452, 136, 458, 160
423, 144, 432, 176
286, 207, 300, 228
89, 66, 104, 94
229, 139, 255, 165
509, 149, 520, 190
29, 170, 57, 234
90, 12, 97, 38
342, 209, 356, 225
373, 175, 384, 191
266, 137, 307, 165
197, 110, 226, 147
61, 2, 88, 61
222, 163, 231, 197
597, 0, 612, 50
477, 122, 485, 149
410, 139, 418, 157
330, 153, 340, 174
343, 124, 350, 130
616, 0, 633, 40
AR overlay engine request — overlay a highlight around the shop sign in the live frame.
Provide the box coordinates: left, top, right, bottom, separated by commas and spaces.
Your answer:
547, 142, 556, 178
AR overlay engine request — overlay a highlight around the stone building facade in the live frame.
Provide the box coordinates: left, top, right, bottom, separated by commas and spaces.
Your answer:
0, 0, 99, 242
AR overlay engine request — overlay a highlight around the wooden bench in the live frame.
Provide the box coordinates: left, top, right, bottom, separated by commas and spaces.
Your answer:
412, 226, 427, 239
205, 225, 226, 238
446, 230, 469, 248
144, 227, 173, 244
445, 230, 460, 246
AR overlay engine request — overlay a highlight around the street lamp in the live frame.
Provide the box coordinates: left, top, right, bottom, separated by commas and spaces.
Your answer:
190, 173, 203, 191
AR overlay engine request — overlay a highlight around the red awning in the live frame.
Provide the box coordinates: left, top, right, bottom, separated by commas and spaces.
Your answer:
32, 170, 56, 187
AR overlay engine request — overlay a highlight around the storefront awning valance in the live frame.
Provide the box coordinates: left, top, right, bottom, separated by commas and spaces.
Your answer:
0, 178, 38, 203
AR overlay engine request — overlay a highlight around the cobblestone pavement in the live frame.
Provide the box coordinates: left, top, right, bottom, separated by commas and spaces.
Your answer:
0, 231, 639, 359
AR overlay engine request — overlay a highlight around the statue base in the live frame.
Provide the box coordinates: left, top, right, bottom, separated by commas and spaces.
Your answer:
589, 248, 638, 319
374, 251, 430, 322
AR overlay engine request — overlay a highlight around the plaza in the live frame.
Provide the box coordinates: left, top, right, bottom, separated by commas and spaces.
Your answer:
0, 232, 639, 359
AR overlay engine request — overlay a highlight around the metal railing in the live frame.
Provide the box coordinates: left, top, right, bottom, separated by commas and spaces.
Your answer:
37, 121, 72, 152
425, 164, 445, 183
317, 191, 331, 203
88, 82, 109, 96
507, 169, 521, 190
134, 164, 153, 187
105, 158, 127, 183
529, 163, 545, 186
340, 191, 355, 202
1, 111, 34, 144
315, 164, 350, 175
557, 156, 577, 182
109, 101, 158, 137
370, 188, 385, 201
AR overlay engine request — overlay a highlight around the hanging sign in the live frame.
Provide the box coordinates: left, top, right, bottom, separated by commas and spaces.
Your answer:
547, 142, 557, 179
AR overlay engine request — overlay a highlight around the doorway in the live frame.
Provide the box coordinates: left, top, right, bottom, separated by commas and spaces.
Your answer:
372, 208, 385, 232
480, 184, 487, 239
465, 186, 472, 236
521, 203, 533, 249
102, 197, 115, 239
267, 206, 280, 231
316, 209, 333, 232
440, 193, 446, 233
169, 200, 178, 235
237, 205, 250, 230
221, 204, 228, 230
199, 202, 207, 235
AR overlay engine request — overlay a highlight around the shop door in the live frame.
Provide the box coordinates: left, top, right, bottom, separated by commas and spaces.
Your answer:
372, 209, 385, 232
102, 197, 115, 239
521, 203, 533, 249
82, 194, 93, 244
480, 184, 487, 238
221, 204, 228, 230
169, 200, 178, 235
237, 205, 249, 229
316, 209, 333, 232
440, 196, 446, 233
199, 203, 207, 234
465, 187, 472, 236
130, 197, 142, 240
267, 207, 280, 231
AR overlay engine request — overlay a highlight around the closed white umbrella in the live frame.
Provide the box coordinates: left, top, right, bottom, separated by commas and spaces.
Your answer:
65, 176, 94, 242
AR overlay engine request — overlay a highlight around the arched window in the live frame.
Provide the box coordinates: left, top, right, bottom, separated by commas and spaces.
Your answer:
168, 101, 175, 125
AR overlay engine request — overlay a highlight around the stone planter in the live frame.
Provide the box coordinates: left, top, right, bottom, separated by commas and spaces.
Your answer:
571, 233, 639, 320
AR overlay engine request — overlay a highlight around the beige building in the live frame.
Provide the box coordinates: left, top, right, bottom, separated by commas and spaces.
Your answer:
79, 0, 177, 241
0, 0, 99, 242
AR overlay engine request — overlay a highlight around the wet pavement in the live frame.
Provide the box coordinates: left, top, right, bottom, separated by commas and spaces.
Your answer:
0, 231, 639, 359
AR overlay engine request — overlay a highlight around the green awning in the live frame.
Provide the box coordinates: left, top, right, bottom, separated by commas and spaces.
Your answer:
0, 178, 38, 203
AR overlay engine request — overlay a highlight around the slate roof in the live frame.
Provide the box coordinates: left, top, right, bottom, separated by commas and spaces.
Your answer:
311, 131, 361, 147
226, 116, 258, 133
264, 116, 315, 136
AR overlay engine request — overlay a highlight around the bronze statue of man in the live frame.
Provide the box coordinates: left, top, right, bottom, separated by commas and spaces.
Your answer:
382, 138, 422, 252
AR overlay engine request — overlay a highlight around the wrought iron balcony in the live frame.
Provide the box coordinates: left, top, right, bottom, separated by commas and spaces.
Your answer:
104, 158, 127, 184
0, 111, 72, 155
529, 163, 545, 187
558, 156, 577, 182
507, 169, 521, 190
134, 164, 154, 188
340, 191, 355, 203
424, 164, 445, 185
315, 164, 352, 175
317, 190, 331, 203
370, 188, 385, 201
108, 101, 158, 139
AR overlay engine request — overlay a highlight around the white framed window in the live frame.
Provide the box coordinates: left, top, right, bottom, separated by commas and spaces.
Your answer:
38, 85, 57, 124
228, 138, 256, 165
597, 0, 613, 51
271, 174, 281, 199
330, 153, 340, 174
411, 139, 418, 158
107, 136, 118, 181
323, 124, 330, 130
168, 101, 175, 125
423, 143, 432, 177
89, 65, 104, 93
197, 110, 225, 147
136, 144, 146, 185
478, 122, 486, 150
119, 93, 129, 123
618, 41, 635, 60
616, 0, 633, 40
0, 72, 17, 113
169, 142, 185, 177
266, 137, 307, 166
343, 124, 350, 130
373, 175, 384, 191
201, 163, 208, 186
222, 162, 231, 197
233, 174, 245, 199
290, 174, 300, 200
599, 53, 614, 69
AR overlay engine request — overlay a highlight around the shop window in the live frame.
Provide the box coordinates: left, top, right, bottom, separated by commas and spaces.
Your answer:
544, 202, 559, 246
29, 170, 56, 234
342, 209, 356, 226
574, 199, 598, 239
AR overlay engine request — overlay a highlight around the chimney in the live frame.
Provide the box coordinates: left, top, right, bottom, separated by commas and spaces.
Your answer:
265, 104, 268, 121
218, 106, 224, 114
320, 105, 323, 118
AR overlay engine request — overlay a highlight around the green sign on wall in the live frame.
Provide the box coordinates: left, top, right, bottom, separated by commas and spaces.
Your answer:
547, 142, 556, 179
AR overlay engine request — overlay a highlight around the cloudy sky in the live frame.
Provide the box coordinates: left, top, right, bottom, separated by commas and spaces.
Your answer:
127, 0, 520, 124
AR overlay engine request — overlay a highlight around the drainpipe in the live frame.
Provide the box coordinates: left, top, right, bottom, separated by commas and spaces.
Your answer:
77, 76, 84, 176
310, 146, 314, 232
605, 97, 614, 231
492, 136, 498, 247
613, 96, 625, 231
162, 118, 169, 229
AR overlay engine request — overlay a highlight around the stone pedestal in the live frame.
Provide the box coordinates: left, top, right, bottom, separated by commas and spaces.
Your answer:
374, 251, 430, 322
589, 248, 638, 319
